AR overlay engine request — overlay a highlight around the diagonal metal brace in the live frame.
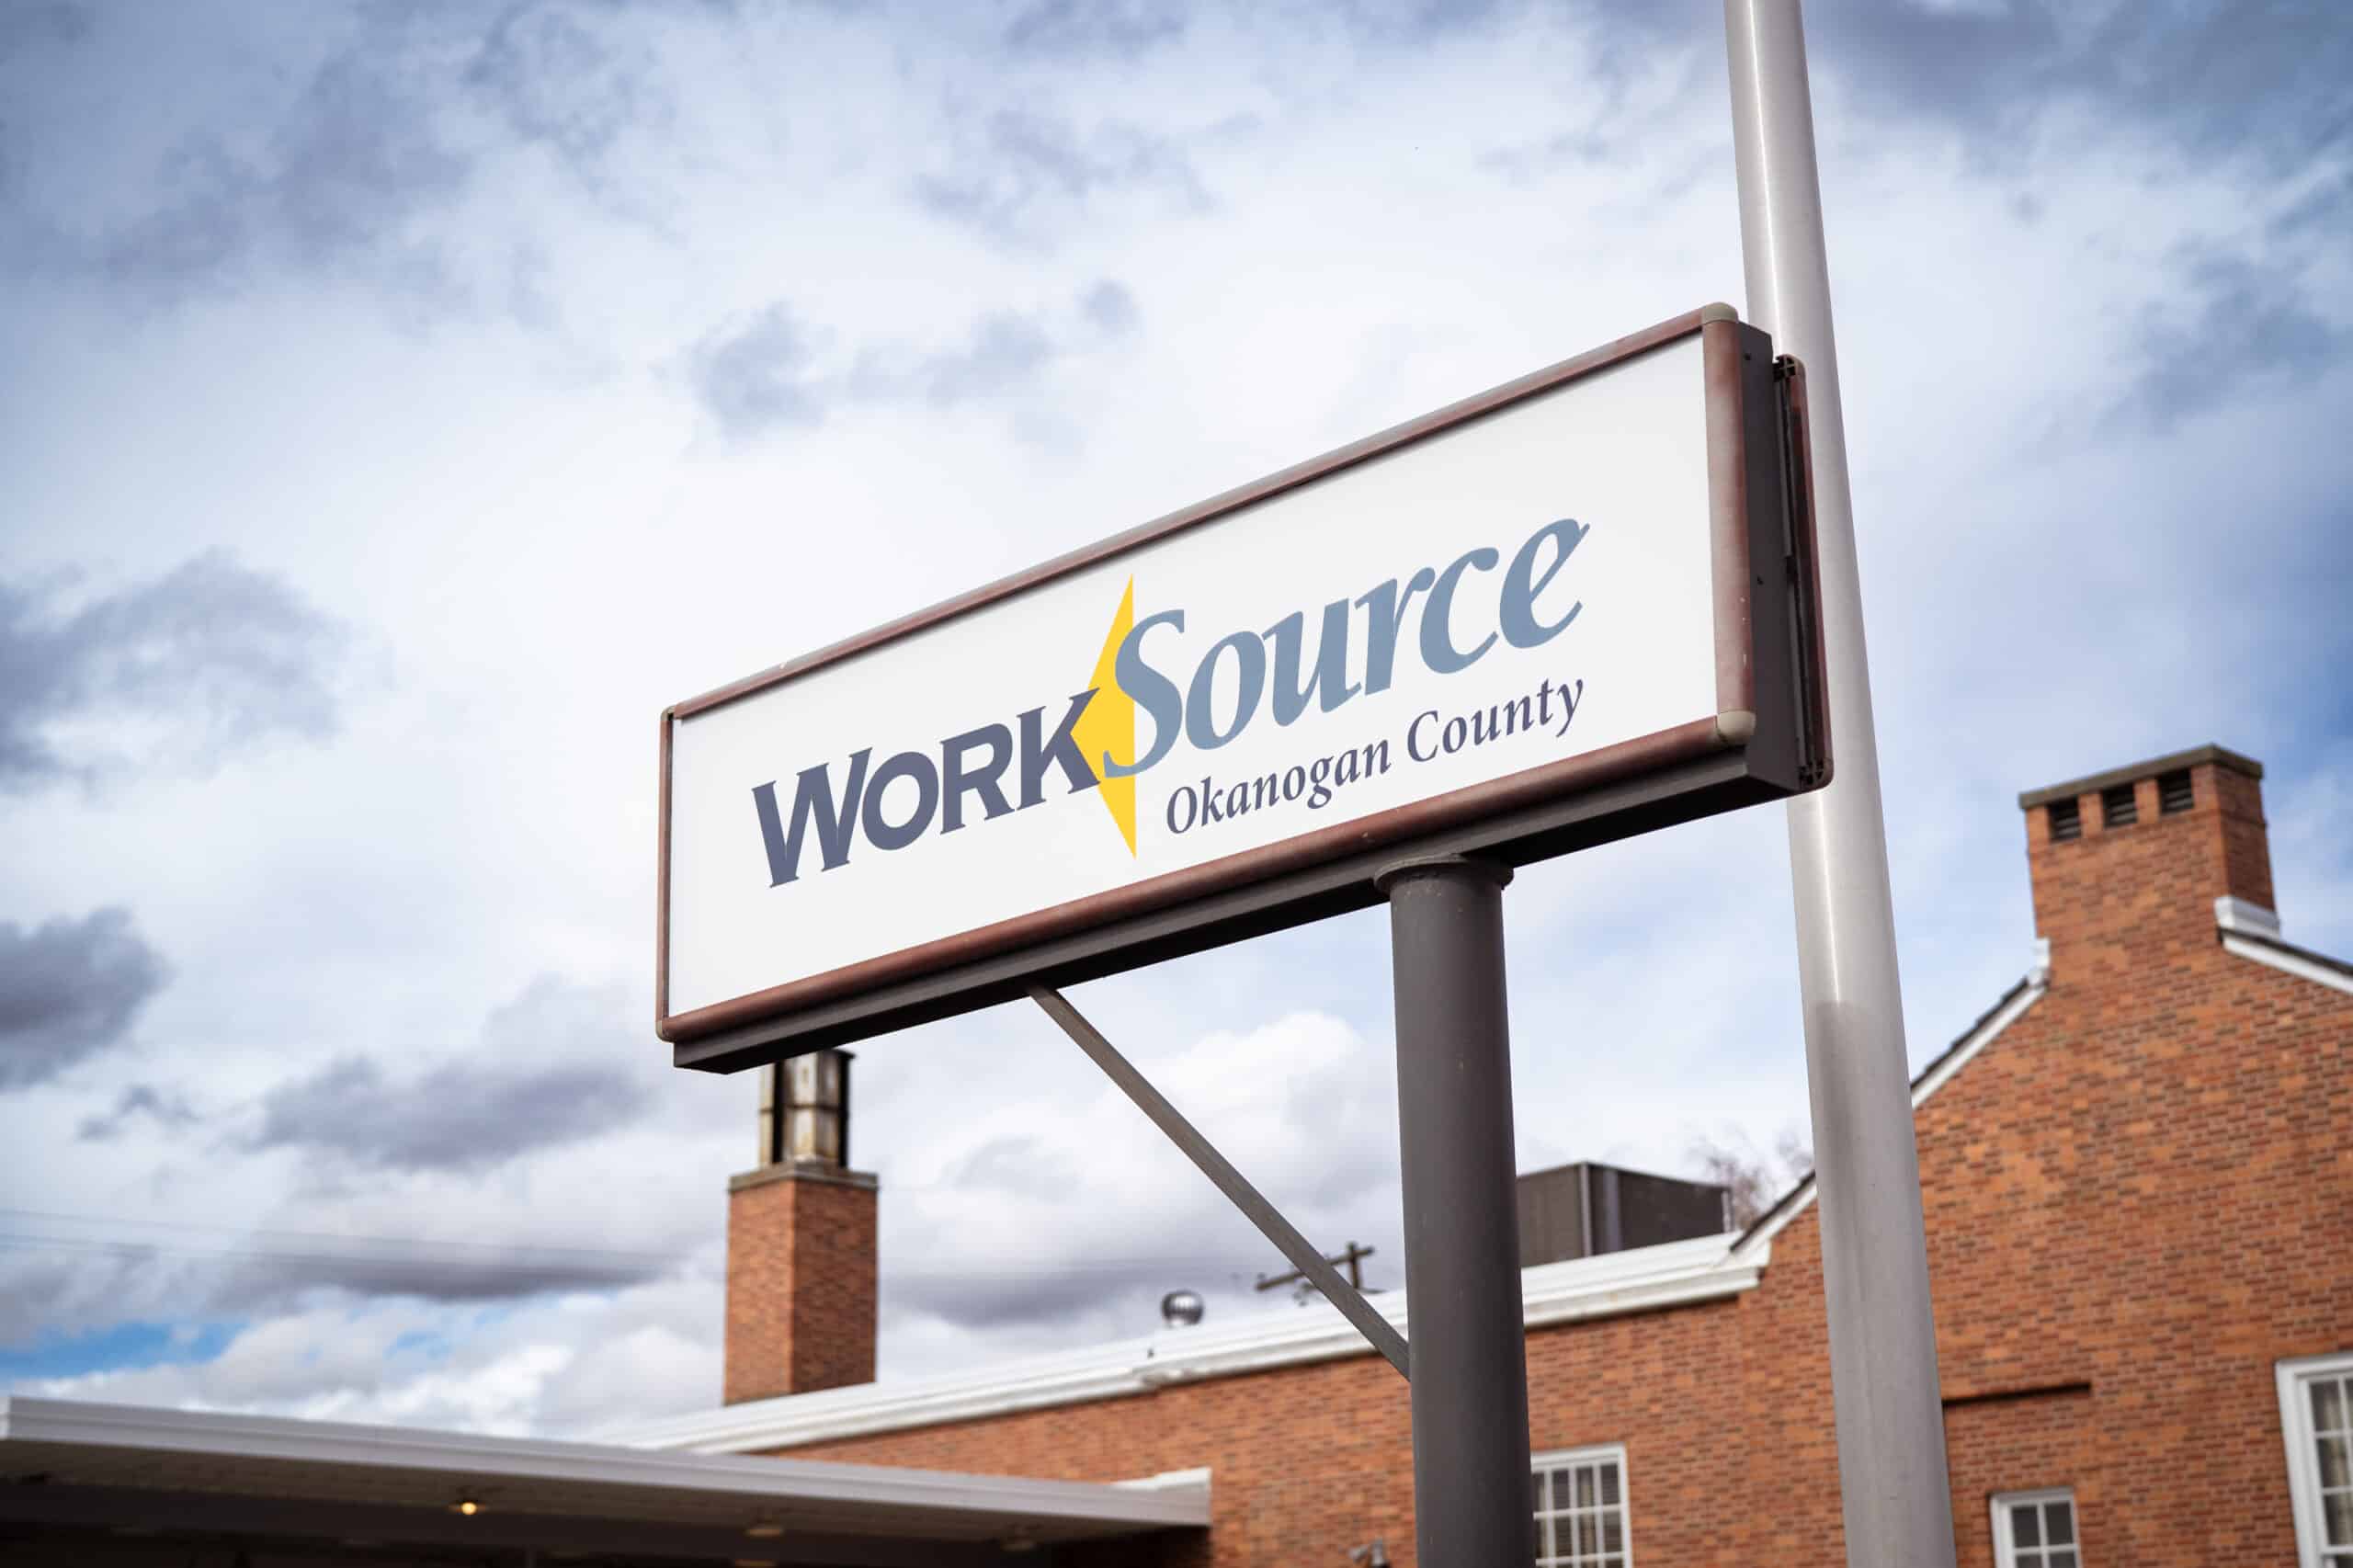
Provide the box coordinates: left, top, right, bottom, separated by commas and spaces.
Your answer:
1030, 986, 1410, 1380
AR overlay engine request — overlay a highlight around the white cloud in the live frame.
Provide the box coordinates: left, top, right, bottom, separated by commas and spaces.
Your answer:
28, 1277, 722, 1436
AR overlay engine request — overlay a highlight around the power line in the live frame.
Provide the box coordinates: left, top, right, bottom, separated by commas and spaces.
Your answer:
1255, 1241, 1377, 1300
0, 1206, 670, 1266
0, 1209, 1320, 1288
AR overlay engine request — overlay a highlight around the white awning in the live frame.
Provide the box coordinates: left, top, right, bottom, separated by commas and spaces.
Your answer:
0, 1395, 1209, 1565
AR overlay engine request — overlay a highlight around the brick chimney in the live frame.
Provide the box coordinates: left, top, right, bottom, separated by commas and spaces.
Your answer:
2018, 744, 2273, 975
723, 1049, 878, 1404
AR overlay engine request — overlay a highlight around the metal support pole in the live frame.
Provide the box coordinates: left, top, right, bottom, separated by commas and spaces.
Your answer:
1030, 986, 1412, 1379
1381, 858, 1536, 1568
1723, 5, 1958, 1564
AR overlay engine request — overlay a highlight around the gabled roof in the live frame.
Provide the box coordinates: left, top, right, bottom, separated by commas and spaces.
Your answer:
2219, 915, 2353, 998
1729, 971, 2046, 1258
1733, 899, 2353, 1262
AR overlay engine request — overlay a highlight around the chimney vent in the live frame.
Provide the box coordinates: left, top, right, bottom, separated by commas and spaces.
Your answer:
2158, 768, 2194, 815
759, 1050, 852, 1169
2048, 797, 2083, 842
2100, 783, 2139, 829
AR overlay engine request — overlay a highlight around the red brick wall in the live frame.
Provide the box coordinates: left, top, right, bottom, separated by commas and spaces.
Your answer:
741, 757, 2351, 1564
724, 1165, 877, 1403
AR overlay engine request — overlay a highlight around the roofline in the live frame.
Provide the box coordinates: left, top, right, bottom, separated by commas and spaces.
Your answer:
0, 1395, 1209, 1531
612, 1233, 1760, 1455
1517, 1155, 1727, 1191
2221, 927, 2353, 996
2017, 743, 2261, 808
1730, 971, 2045, 1260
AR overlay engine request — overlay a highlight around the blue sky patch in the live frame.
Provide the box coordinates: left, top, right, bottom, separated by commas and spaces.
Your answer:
1, 1319, 239, 1383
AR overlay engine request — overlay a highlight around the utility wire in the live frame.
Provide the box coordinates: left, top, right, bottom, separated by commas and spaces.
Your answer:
0, 1210, 1283, 1284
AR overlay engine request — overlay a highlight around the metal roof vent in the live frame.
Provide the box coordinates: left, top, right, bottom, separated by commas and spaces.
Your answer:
2101, 783, 2138, 829
2158, 768, 2194, 814
2048, 797, 2083, 843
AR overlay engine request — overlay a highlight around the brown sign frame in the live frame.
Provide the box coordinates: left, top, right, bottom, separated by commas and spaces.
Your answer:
659, 304, 1827, 1071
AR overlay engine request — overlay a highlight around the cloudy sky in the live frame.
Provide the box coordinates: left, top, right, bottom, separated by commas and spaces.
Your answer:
2, 0, 2347, 1437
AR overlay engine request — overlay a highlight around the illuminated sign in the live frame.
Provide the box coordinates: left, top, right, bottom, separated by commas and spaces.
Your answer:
659, 305, 1824, 1066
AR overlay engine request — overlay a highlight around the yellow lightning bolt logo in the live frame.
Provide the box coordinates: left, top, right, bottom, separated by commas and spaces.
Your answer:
1074, 576, 1138, 855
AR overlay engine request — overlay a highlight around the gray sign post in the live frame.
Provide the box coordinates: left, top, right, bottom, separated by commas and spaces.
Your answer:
1383, 858, 1538, 1566
1724, 3, 1960, 1562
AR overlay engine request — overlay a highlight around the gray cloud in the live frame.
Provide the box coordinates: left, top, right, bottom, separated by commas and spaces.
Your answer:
74, 1082, 200, 1142
465, 3, 670, 195
693, 280, 1142, 439
244, 1054, 653, 1176
1079, 278, 1140, 335
1002, 0, 1188, 60
1555, 0, 2351, 176
0, 1219, 675, 1346
913, 108, 1206, 248
91, 49, 471, 305
888, 1133, 1279, 1332
689, 302, 830, 439
6, 976, 693, 1336
0, 552, 346, 792
2112, 245, 2352, 432
870, 1010, 1402, 1336
203, 1233, 669, 1311
0, 908, 169, 1091
7, 1, 702, 313
942, 1132, 1085, 1202
860, 312, 1059, 409
1338, 0, 1509, 46
0, 1, 88, 61
889, 1260, 1264, 1337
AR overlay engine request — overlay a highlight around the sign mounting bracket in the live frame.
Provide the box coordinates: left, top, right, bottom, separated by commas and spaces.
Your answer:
1030, 986, 1411, 1381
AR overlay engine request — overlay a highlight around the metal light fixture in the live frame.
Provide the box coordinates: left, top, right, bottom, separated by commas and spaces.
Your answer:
449, 1497, 483, 1517
744, 1522, 784, 1540
1347, 1540, 1391, 1567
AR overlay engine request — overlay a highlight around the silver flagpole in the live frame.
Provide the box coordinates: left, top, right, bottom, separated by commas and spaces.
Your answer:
1722, 3, 1959, 1564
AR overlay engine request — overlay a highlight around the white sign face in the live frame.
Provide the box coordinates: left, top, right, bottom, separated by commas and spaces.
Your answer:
661, 311, 1788, 1050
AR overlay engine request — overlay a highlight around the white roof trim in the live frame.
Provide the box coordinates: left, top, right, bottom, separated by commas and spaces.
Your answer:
0, 1394, 1208, 1530
613, 1233, 1759, 1456
1729, 975, 2045, 1264
2223, 931, 2353, 997
2215, 895, 2283, 937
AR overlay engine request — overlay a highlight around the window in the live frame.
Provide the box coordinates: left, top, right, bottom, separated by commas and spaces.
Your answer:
2048, 798, 2083, 842
2100, 783, 2138, 828
1993, 1488, 2080, 1568
2282, 1352, 2353, 1567
1532, 1445, 1629, 1567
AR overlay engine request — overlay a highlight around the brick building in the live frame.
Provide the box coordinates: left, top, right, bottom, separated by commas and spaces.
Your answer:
623, 744, 2353, 1567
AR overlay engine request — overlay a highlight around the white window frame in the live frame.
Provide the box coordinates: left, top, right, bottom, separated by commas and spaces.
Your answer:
1530, 1442, 1631, 1568
1990, 1486, 2080, 1568
2279, 1350, 2353, 1568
